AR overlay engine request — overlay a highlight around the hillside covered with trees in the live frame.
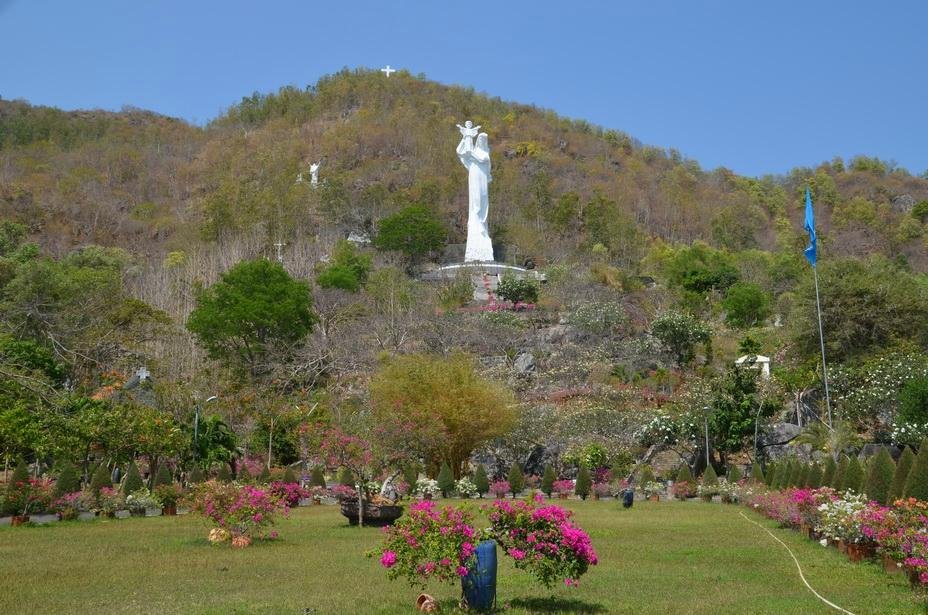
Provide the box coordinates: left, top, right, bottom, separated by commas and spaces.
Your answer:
3, 68, 928, 483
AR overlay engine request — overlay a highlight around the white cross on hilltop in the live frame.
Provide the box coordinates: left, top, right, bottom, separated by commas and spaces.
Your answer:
380, 65, 396, 77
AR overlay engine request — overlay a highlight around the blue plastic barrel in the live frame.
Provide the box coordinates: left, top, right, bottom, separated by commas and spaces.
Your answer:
462, 539, 497, 611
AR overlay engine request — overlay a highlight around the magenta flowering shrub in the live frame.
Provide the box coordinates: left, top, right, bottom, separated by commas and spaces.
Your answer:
486, 499, 598, 588
490, 480, 511, 498
269, 481, 311, 508
52, 491, 83, 519
186, 480, 287, 542
552, 480, 574, 495
330, 484, 356, 500
671, 480, 694, 500
372, 500, 478, 588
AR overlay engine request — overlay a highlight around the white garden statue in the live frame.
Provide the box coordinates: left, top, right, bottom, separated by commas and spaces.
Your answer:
309, 161, 321, 188
456, 122, 494, 262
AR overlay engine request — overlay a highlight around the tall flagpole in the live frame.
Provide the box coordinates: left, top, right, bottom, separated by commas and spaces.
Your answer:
812, 264, 832, 428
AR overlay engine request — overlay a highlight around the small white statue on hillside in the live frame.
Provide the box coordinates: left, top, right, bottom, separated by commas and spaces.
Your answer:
309, 161, 321, 188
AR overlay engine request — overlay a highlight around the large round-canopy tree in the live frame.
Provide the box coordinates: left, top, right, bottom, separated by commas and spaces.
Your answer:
370, 352, 516, 478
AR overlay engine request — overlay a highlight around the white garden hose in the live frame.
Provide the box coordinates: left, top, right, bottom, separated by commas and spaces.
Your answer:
739, 511, 856, 615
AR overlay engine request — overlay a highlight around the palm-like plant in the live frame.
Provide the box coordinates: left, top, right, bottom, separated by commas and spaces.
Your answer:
791, 420, 862, 460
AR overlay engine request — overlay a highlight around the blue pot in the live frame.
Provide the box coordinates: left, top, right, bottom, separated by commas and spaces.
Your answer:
462, 539, 497, 611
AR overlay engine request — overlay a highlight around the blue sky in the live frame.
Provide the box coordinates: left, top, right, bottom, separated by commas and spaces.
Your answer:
1, 1, 925, 177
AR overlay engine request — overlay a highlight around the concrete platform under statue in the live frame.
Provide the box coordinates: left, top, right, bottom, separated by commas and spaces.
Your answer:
420, 262, 545, 301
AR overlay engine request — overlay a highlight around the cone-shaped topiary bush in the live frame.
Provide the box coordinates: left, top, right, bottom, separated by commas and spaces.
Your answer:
310, 466, 326, 488
258, 465, 271, 483
473, 464, 489, 497
864, 448, 895, 505
282, 467, 298, 484
437, 462, 455, 497
890, 447, 915, 502
903, 439, 928, 501
541, 465, 556, 496
728, 465, 743, 483
575, 465, 592, 500
702, 465, 718, 487
54, 461, 80, 497
764, 462, 777, 487
771, 460, 789, 489
216, 464, 232, 482
189, 467, 206, 483
821, 457, 836, 487
805, 463, 822, 489
402, 463, 419, 488
89, 463, 112, 496
831, 456, 848, 490
676, 464, 694, 484
795, 464, 810, 489
507, 463, 525, 496
153, 464, 173, 487
751, 463, 765, 483
638, 464, 656, 485
843, 456, 864, 493
338, 467, 354, 486
122, 461, 144, 495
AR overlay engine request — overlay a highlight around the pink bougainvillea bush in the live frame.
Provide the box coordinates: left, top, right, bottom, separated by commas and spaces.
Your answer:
485, 499, 598, 588
372, 500, 479, 588
186, 480, 287, 545
490, 480, 511, 499
268, 481, 311, 508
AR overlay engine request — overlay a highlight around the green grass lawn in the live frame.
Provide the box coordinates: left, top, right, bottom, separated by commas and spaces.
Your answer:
0, 500, 922, 614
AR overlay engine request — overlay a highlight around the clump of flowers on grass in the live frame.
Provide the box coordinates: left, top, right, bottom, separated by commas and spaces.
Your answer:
186, 480, 287, 545
490, 480, 511, 499
371, 500, 478, 587
269, 481, 311, 508
455, 477, 478, 499
485, 498, 598, 587
552, 480, 574, 496
414, 478, 441, 499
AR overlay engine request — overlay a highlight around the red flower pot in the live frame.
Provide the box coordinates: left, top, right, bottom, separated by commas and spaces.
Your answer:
162, 504, 177, 516
883, 554, 902, 575
648, 495, 659, 502
10, 515, 29, 527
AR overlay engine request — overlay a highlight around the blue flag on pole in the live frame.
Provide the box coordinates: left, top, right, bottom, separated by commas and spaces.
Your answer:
803, 187, 817, 266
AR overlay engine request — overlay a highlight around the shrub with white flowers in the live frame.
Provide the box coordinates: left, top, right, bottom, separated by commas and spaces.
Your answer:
454, 477, 478, 498
414, 478, 441, 499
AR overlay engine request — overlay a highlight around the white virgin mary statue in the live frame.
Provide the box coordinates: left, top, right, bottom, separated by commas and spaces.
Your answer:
456, 130, 494, 262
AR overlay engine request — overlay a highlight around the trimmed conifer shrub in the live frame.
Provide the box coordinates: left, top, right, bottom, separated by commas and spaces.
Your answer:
89, 463, 112, 496
153, 464, 173, 487
189, 467, 206, 483
473, 464, 489, 497
831, 456, 848, 490
3, 459, 30, 515
54, 462, 80, 497
402, 463, 419, 488
541, 465, 556, 496
750, 463, 765, 483
821, 457, 836, 487
890, 447, 914, 502
575, 465, 592, 500
795, 464, 810, 489
282, 467, 298, 484
805, 463, 822, 489
437, 462, 455, 497
843, 456, 864, 493
903, 439, 928, 501
122, 461, 144, 495
310, 466, 326, 488
772, 460, 790, 489
637, 464, 656, 485
864, 448, 895, 505
338, 467, 354, 486
507, 463, 525, 496
676, 464, 694, 484
216, 465, 232, 482
765, 462, 778, 487
728, 465, 743, 483
258, 465, 271, 483
702, 464, 719, 487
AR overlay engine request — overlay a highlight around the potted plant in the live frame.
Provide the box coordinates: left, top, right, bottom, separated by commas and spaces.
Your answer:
553, 480, 574, 500
96, 487, 125, 518
643, 481, 664, 502
671, 480, 694, 500
414, 478, 441, 501
592, 482, 611, 501
2, 462, 52, 525
455, 477, 478, 499
154, 483, 182, 516
125, 488, 159, 517
52, 492, 83, 521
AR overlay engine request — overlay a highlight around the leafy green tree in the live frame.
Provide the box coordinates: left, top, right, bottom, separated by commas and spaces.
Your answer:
496, 275, 539, 304
186, 259, 316, 378
891, 447, 915, 502
722, 282, 770, 328
750, 463, 764, 483
821, 457, 837, 487
310, 466, 327, 488
575, 465, 592, 500
665, 242, 739, 294
437, 462, 455, 497
508, 463, 525, 496
192, 415, 237, 471
912, 201, 928, 223
89, 463, 112, 496
651, 311, 712, 367
843, 456, 864, 493
864, 448, 895, 505
473, 464, 489, 498
122, 461, 144, 495
904, 439, 928, 501
315, 240, 372, 292
373, 205, 447, 263
541, 465, 556, 496
709, 365, 779, 467
54, 462, 80, 497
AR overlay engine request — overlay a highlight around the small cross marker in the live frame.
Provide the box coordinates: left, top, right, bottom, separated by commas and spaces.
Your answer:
274, 241, 285, 262
381, 65, 396, 78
